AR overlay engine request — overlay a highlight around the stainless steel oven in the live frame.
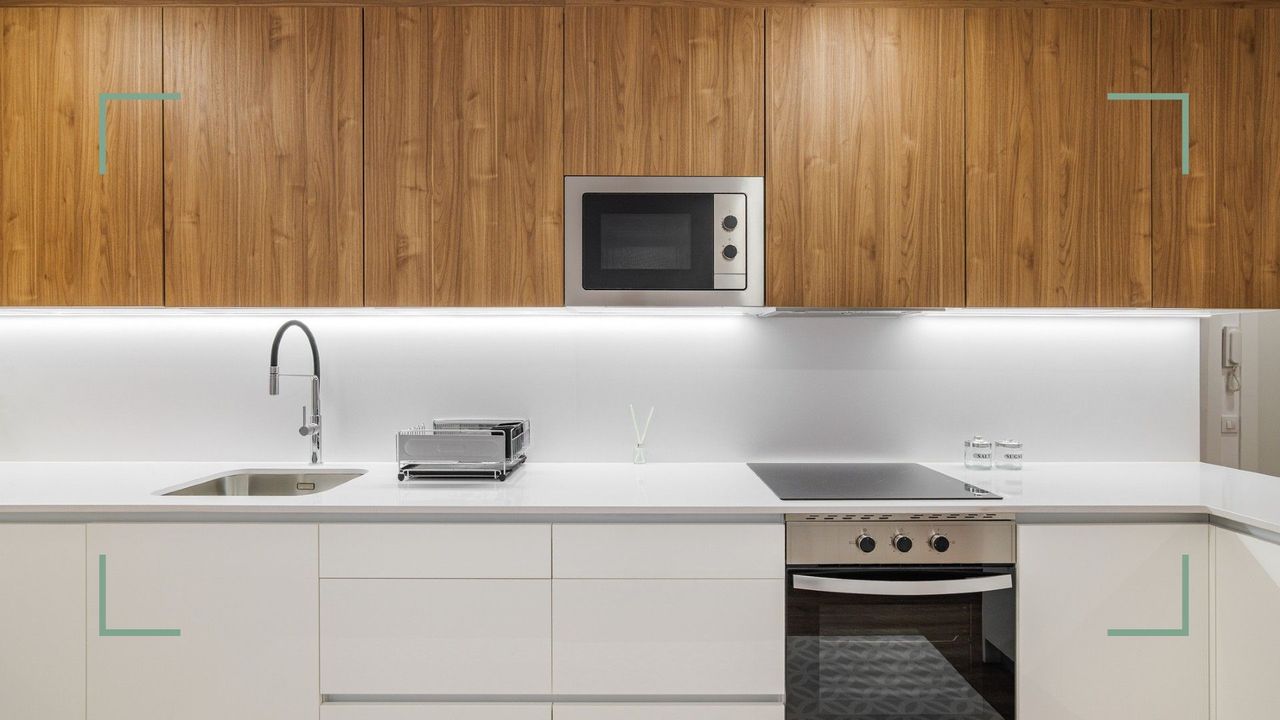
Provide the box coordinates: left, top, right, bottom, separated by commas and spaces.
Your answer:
564, 176, 764, 306
786, 515, 1017, 719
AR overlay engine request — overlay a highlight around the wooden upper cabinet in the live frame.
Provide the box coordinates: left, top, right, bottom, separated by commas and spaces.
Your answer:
164, 7, 362, 307
0, 8, 162, 306
966, 9, 1152, 308
1153, 10, 1280, 308
364, 7, 563, 307
766, 8, 963, 308
565, 6, 763, 177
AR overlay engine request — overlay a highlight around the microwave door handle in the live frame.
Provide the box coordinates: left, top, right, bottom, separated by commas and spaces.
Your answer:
792, 573, 1013, 597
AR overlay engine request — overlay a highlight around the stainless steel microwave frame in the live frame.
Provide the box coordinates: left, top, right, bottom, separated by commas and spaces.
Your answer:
564, 176, 765, 307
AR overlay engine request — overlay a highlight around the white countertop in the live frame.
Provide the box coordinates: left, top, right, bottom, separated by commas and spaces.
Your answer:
2, 461, 1280, 533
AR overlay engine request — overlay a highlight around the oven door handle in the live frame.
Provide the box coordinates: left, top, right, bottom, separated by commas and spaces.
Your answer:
792, 573, 1013, 596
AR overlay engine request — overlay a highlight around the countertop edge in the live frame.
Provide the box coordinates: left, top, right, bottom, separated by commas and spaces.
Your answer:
3, 502, 1275, 536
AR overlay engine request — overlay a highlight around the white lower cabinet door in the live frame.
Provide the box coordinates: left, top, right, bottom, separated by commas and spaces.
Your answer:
87, 523, 319, 720
1017, 523, 1208, 720
553, 703, 784, 719
320, 703, 550, 720
321, 579, 552, 694
0, 524, 86, 720
552, 579, 784, 695
1214, 526, 1280, 719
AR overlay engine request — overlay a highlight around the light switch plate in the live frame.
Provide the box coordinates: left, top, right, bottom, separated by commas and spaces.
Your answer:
1221, 415, 1240, 435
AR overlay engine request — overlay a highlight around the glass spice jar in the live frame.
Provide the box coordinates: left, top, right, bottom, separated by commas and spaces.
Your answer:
995, 439, 1024, 470
964, 435, 994, 470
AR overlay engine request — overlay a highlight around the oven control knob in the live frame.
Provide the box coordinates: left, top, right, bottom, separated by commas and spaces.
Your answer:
721, 244, 739, 260
930, 534, 951, 553
891, 534, 913, 553
855, 534, 876, 553
722, 215, 739, 231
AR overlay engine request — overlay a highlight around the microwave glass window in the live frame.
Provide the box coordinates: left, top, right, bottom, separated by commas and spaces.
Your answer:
599, 213, 692, 270
580, 193, 715, 291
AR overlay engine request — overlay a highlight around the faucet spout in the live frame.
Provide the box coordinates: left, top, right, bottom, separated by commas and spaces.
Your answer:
268, 320, 323, 464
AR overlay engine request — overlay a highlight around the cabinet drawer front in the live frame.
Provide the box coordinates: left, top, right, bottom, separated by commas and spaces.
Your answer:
1214, 527, 1280, 720
321, 704, 550, 720
553, 704, 782, 720
552, 524, 783, 579
88, 523, 319, 720
321, 579, 551, 694
320, 524, 550, 578
1017, 523, 1208, 720
552, 579, 783, 695
0, 524, 85, 720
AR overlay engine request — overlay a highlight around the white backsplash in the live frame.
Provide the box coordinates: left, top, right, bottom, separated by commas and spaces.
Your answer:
0, 313, 1199, 463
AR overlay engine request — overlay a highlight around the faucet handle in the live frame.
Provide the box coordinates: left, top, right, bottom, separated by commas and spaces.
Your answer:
298, 405, 313, 436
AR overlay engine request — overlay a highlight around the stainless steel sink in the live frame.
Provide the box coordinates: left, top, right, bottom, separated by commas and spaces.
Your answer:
161, 468, 366, 496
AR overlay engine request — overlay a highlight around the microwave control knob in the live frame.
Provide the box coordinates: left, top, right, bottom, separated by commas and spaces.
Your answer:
892, 534, 913, 553
855, 534, 876, 553
721, 244, 739, 260
930, 534, 951, 553
721, 215, 739, 231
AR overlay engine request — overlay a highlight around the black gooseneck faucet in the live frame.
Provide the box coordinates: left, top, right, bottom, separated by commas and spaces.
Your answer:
269, 320, 323, 464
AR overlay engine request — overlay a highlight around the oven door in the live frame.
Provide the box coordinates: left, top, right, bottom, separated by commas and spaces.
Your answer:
580, 192, 715, 291
786, 565, 1016, 720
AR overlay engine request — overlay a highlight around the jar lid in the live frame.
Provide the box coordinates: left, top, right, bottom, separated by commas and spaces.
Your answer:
995, 439, 1022, 448
964, 435, 993, 448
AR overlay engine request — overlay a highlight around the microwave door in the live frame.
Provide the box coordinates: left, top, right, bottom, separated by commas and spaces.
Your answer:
581, 193, 715, 291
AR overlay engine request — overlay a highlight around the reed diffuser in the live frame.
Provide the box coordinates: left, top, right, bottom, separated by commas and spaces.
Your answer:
629, 404, 654, 464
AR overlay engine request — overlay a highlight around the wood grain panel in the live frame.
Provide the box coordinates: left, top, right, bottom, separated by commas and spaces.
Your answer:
564, 5, 763, 176
966, 9, 1151, 307
766, 8, 963, 308
11, 1, 1280, 9
364, 6, 563, 307
0, 8, 162, 306
1153, 9, 1280, 308
164, 7, 361, 307
363, 7, 429, 307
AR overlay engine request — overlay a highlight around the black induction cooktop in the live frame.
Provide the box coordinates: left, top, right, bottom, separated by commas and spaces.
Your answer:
748, 463, 1001, 501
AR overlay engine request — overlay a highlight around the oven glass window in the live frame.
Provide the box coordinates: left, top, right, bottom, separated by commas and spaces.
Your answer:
787, 567, 1016, 720
599, 213, 693, 270
581, 193, 714, 290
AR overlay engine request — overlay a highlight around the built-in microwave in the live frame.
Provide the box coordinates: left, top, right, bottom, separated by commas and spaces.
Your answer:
565, 176, 764, 307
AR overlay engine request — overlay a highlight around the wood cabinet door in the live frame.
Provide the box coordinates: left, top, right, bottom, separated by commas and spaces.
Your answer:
87, 523, 318, 720
364, 7, 563, 307
966, 9, 1152, 307
1018, 523, 1209, 720
0, 524, 85, 720
163, 7, 362, 307
0, 8, 162, 306
767, 8, 963, 308
565, 6, 763, 177
1153, 10, 1280, 308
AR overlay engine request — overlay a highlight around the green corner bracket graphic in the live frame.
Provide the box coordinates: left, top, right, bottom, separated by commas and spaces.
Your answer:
1107, 553, 1190, 638
98, 554, 181, 638
97, 92, 181, 176
1106, 92, 1190, 176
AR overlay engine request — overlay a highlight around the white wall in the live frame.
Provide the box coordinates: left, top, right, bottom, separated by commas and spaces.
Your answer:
1200, 314, 1242, 468
0, 313, 1200, 463
1254, 313, 1280, 474
1237, 311, 1280, 477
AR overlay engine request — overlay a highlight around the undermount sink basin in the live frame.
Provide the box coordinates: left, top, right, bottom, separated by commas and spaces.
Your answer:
161, 468, 366, 496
